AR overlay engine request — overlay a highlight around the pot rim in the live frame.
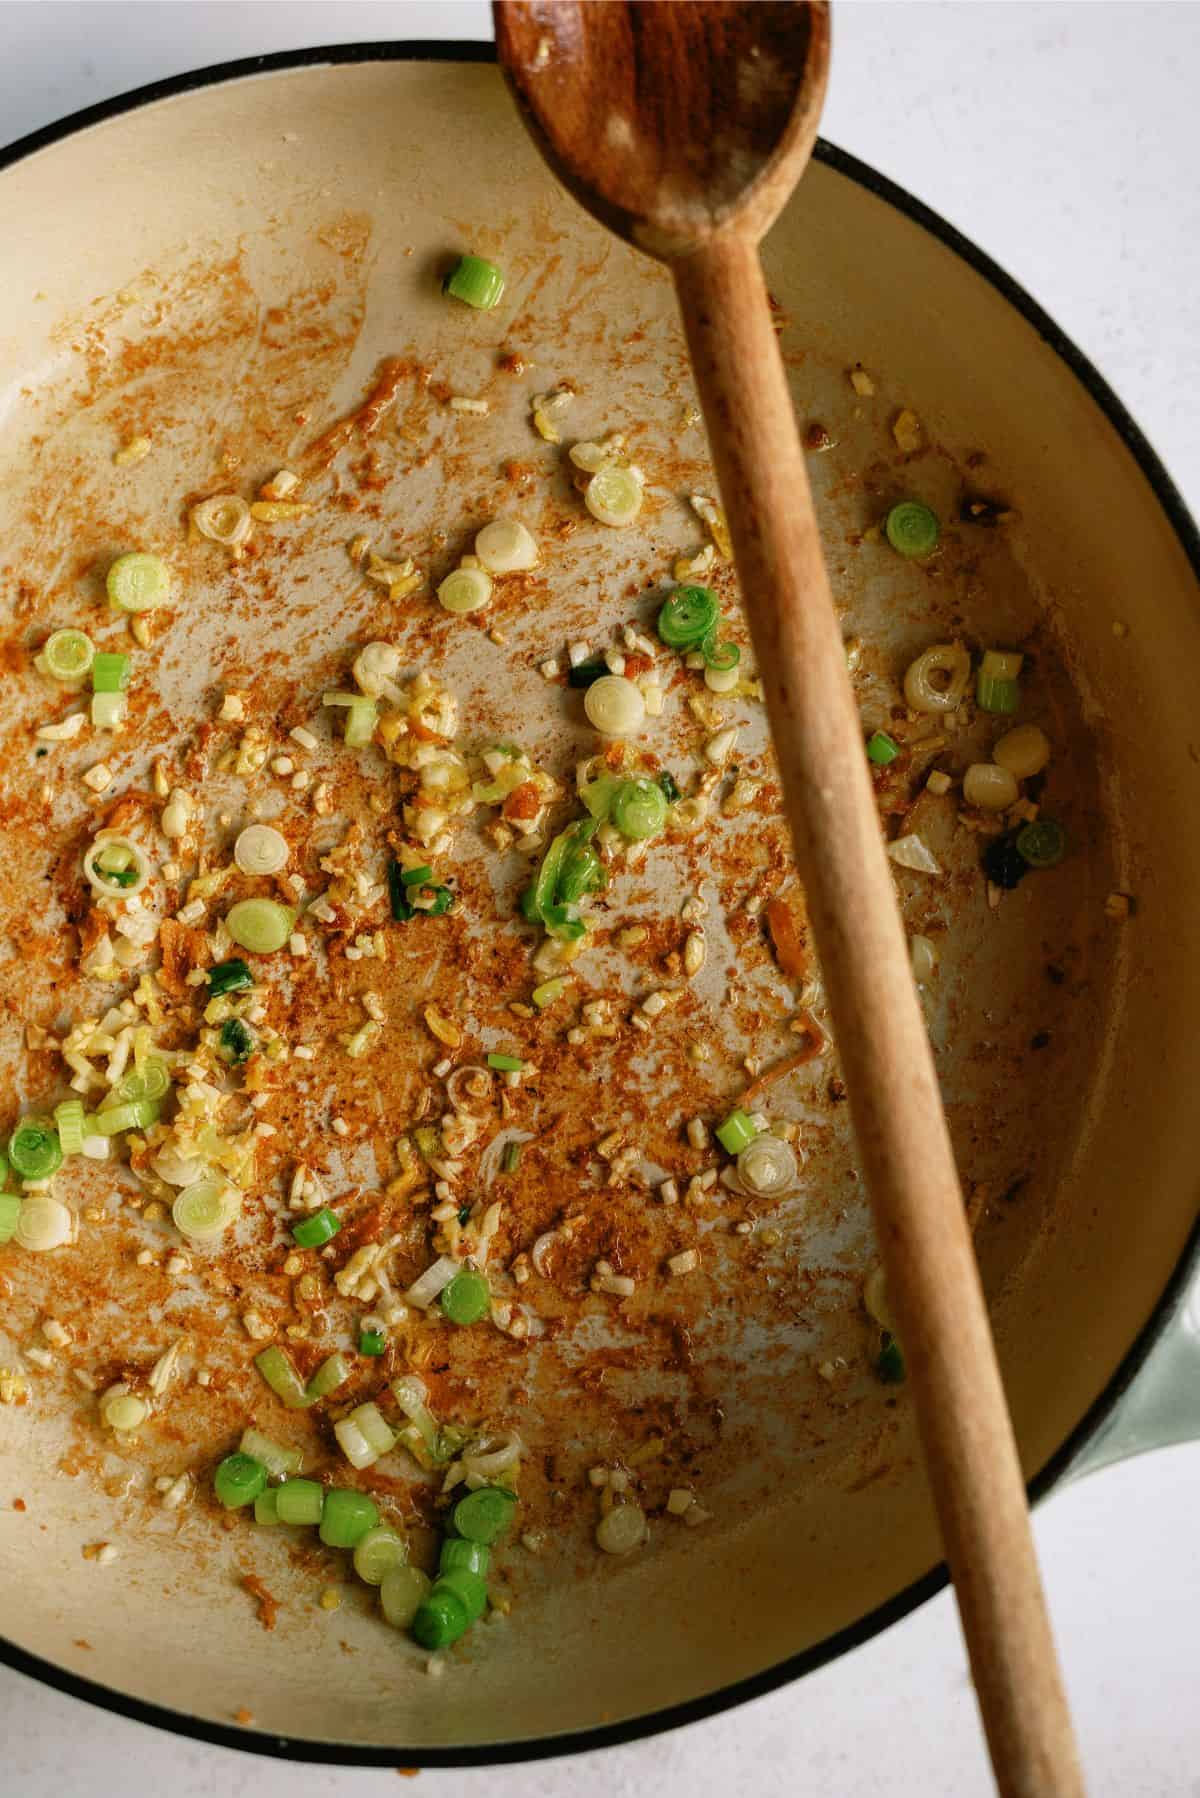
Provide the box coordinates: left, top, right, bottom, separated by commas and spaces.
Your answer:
1, 36, 1198, 1770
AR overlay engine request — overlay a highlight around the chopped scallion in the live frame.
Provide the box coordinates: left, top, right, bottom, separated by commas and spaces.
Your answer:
866, 730, 901, 765
41, 629, 94, 682
91, 652, 130, 693
715, 1108, 758, 1155
8, 1119, 63, 1181
657, 586, 719, 650
107, 551, 171, 614
53, 1099, 85, 1157
439, 1269, 491, 1326
319, 1487, 380, 1549
885, 501, 940, 559
502, 1141, 522, 1174
359, 1329, 386, 1357
207, 958, 253, 996
275, 1478, 325, 1526
214, 1451, 268, 1509
225, 898, 294, 955
451, 1485, 516, 1544
444, 254, 505, 311
291, 1207, 341, 1249
486, 1053, 524, 1073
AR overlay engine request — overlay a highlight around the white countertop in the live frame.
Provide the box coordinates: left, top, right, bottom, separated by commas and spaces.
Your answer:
2, 4, 1198, 1793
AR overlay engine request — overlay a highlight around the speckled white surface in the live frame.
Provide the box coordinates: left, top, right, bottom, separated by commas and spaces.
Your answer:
2, 4, 1198, 1793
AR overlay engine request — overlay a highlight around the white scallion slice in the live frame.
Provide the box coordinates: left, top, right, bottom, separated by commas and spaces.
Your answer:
90, 692, 126, 731
101, 1389, 149, 1433
736, 1134, 798, 1197
863, 1266, 895, 1331
172, 1177, 242, 1243
152, 1144, 206, 1188
584, 465, 644, 528
583, 674, 646, 738
106, 552, 171, 614
191, 495, 252, 546
353, 1526, 409, 1586
886, 833, 942, 874
239, 1427, 303, 1478
704, 662, 740, 694
234, 824, 290, 876
15, 1196, 73, 1253
902, 642, 971, 715
380, 1564, 432, 1629
992, 724, 1050, 779
437, 566, 494, 614
962, 762, 1019, 811
41, 629, 95, 682
910, 933, 938, 983
596, 1501, 647, 1555
404, 1254, 460, 1309
474, 518, 538, 574
462, 1430, 523, 1481
334, 1402, 397, 1470
82, 835, 150, 897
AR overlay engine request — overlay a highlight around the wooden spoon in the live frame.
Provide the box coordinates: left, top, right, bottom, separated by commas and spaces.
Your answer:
493, 6, 1084, 1794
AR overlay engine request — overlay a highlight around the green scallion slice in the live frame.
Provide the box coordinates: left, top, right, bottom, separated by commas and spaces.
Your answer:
353, 1526, 408, 1586
502, 1141, 522, 1174
877, 1333, 906, 1383
359, 1328, 386, 1357
207, 958, 253, 996
117, 1058, 170, 1105
1015, 819, 1067, 868
53, 1099, 86, 1157
444, 254, 505, 310
611, 777, 669, 841
254, 1488, 281, 1526
451, 1485, 516, 1544
291, 1207, 341, 1249
218, 1017, 255, 1064
436, 1567, 488, 1624
214, 1451, 268, 1509
305, 1352, 351, 1403
239, 1427, 303, 1479
976, 648, 1023, 715
657, 585, 719, 650
866, 730, 901, 766
715, 1108, 758, 1155
885, 501, 940, 559
254, 1344, 311, 1409
91, 652, 130, 693
106, 551, 171, 614
439, 1269, 491, 1326
275, 1478, 325, 1527
411, 1587, 471, 1650
701, 637, 740, 673
8, 1119, 63, 1181
41, 629, 94, 682
225, 898, 294, 955
0, 1192, 23, 1244
439, 1537, 490, 1577
486, 1053, 524, 1073
319, 1487, 380, 1549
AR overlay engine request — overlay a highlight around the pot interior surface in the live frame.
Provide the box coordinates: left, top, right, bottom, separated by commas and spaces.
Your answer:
0, 56, 1197, 1755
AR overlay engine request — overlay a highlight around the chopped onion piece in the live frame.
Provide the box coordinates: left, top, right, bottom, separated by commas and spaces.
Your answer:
475, 519, 538, 574
191, 495, 252, 546
903, 642, 971, 714
404, 1254, 461, 1309
963, 762, 1019, 811
886, 833, 942, 874
234, 824, 289, 876
596, 1502, 647, 1555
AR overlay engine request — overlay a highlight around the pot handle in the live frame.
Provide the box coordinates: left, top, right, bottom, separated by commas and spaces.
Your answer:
1063, 1248, 1200, 1482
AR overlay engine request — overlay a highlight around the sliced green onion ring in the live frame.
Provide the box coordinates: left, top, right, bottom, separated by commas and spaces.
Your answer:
438, 567, 493, 613
885, 500, 940, 559
353, 1526, 408, 1585
172, 1177, 242, 1243
225, 898, 294, 954
192, 495, 252, 546
8, 1119, 63, 1181
234, 824, 289, 876
444, 254, 506, 310
83, 836, 150, 897
657, 586, 719, 650
41, 629, 94, 682
584, 465, 644, 528
611, 777, 669, 841
1015, 819, 1067, 868
53, 1100, 86, 1157
106, 552, 171, 614
701, 637, 740, 673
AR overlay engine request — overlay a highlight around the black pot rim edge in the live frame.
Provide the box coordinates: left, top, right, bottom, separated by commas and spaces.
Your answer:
1, 36, 1198, 1772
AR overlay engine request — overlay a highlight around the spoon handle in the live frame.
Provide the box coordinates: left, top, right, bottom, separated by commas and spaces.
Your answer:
674, 235, 1084, 1798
